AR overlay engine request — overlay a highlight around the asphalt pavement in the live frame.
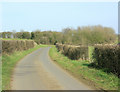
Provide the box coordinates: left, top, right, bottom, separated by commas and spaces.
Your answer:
11, 47, 94, 90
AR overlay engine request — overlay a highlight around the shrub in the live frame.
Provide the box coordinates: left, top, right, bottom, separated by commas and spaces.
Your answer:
2, 40, 35, 54
56, 43, 89, 60
92, 44, 119, 77
77, 46, 88, 60
56, 43, 64, 52
62, 45, 70, 56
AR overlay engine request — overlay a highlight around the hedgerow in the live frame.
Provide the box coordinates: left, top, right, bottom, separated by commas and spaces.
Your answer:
92, 44, 120, 77
56, 43, 89, 60
2, 40, 36, 54
56, 43, 120, 77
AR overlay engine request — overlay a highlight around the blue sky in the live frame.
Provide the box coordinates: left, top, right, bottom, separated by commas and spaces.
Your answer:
1, 2, 118, 33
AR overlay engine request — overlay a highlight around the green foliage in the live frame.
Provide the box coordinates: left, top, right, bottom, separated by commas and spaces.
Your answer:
49, 46, 119, 90
0, 25, 117, 45
88, 46, 94, 62
92, 45, 119, 77
56, 43, 64, 52
1, 32, 13, 38
56, 43, 120, 78
31, 30, 63, 45
67, 46, 88, 60
56, 43, 89, 60
63, 25, 116, 45
16, 31, 31, 39
15, 32, 23, 39
22, 32, 31, 39
2, 40, 35, 54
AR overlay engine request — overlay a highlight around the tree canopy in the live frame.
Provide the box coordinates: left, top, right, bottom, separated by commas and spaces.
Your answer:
1, 25, 117, 45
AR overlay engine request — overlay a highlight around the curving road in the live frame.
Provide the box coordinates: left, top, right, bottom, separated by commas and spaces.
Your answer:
11, 47, 94, 90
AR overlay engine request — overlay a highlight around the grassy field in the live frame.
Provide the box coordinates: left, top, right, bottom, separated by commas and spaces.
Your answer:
2, 44, 48, 90
49, 46, 119, 91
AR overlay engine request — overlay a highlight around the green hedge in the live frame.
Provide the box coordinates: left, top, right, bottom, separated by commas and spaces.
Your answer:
56, 43, 89, 60
56, 43, 120, 77
92, 45, 120, 77
56, 43, 64, 52
2, 40, 35, 54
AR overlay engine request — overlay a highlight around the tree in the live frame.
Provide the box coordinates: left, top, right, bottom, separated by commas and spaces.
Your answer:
16, 32, 23, 39
22, 32, 31, 39
12, 30, 17, 38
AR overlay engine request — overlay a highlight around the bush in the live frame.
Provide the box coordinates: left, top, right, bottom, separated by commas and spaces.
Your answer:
76, 46, 88, 60
92, 44, 120, 77
62, 45, 70, 56
2, 40, 35, 54
56, 43, 89, 60
56, 43, 64, 52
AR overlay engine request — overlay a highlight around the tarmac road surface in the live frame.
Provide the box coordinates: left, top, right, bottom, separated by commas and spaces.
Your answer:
11, 47, 94, 90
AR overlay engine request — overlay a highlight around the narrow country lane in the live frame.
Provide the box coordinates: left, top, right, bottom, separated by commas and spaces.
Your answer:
11, 47, 94, 90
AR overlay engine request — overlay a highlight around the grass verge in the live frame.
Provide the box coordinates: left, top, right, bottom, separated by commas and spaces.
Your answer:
49, 46, 119, 91
88, 46, 94, 62
2, 44, 48, 90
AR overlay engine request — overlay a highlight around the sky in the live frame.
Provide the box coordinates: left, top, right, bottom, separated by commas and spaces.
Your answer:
0, 2, 118, 33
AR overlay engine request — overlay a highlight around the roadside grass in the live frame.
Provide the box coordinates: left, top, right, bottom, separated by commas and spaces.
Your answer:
88, 46, 94, 62
49, 46, 119, 91
2, 44, 49, 90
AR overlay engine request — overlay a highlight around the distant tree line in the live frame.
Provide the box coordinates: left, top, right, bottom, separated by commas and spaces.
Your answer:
0, 25, 118, 45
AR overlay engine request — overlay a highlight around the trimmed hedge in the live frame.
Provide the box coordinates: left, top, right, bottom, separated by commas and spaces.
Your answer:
2, 40, 35, 54
56, 43, 89, 60
56, 43, 64, 52
56, 43, 120, 77
92, 45, 120, 77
